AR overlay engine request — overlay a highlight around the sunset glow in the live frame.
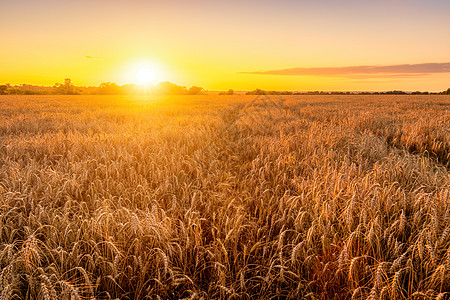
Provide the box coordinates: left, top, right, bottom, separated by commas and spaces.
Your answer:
2, 0, 450, 91
136, 69, 155, 85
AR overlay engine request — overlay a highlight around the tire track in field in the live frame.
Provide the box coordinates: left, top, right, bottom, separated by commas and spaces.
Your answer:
219, 95, 288, 131
353, 124, 450, 169
214, 95, 289, 180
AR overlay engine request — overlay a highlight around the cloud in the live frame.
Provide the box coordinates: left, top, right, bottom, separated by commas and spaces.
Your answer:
85, 56, 94, 59
242, 63, 450, 78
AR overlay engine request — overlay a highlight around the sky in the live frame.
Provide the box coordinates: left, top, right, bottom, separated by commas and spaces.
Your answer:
2, 0, 450, 91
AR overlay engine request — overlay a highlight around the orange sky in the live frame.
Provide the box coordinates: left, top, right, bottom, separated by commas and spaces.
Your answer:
2, 0, 450, 91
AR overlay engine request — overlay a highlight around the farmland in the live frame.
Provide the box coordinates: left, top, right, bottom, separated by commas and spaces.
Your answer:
0, 95, 449, 299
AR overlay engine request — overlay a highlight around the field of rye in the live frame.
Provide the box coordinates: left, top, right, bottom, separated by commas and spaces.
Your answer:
0, 94, 449, 299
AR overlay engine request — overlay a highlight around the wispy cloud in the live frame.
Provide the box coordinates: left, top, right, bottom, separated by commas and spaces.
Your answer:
242, 63, 450, 78
85, 56, 94, 59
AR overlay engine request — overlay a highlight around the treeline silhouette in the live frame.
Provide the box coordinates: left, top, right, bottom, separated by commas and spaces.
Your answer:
243, 88, 450, 95
439, 88, 450, 95
0, 79, 206, 95
1, 80, 450, 96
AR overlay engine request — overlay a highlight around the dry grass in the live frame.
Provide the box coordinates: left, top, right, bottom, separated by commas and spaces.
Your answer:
0, 94, 449, 299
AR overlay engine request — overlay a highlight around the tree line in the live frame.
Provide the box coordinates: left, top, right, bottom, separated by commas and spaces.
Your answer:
0, 79, 206, 95
240, 88, 450, 95
1, 81, 450, 96
439, 88, 450, 95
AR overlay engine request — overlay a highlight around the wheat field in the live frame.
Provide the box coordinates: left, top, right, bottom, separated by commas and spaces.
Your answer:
0, 95, 449, 299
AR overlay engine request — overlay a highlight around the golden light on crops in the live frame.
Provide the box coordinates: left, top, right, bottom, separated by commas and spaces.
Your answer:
1, 94, 450, 298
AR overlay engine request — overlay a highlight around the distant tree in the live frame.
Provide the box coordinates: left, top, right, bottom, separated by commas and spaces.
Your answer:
383, 90, 407, 95
8, 88, 23, 95
53, 78, 79, 95
219, 89, 235, 95
26, 89, 40, 95
246, 89, 267, 95
187, 86, 205, 95
154, 81, 187, 95
0, 85, 7, 95
96, 82, 122, 95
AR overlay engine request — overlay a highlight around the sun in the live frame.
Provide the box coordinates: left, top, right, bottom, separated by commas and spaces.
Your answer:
123, 60, 168, 86
136, 68, 155, 85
